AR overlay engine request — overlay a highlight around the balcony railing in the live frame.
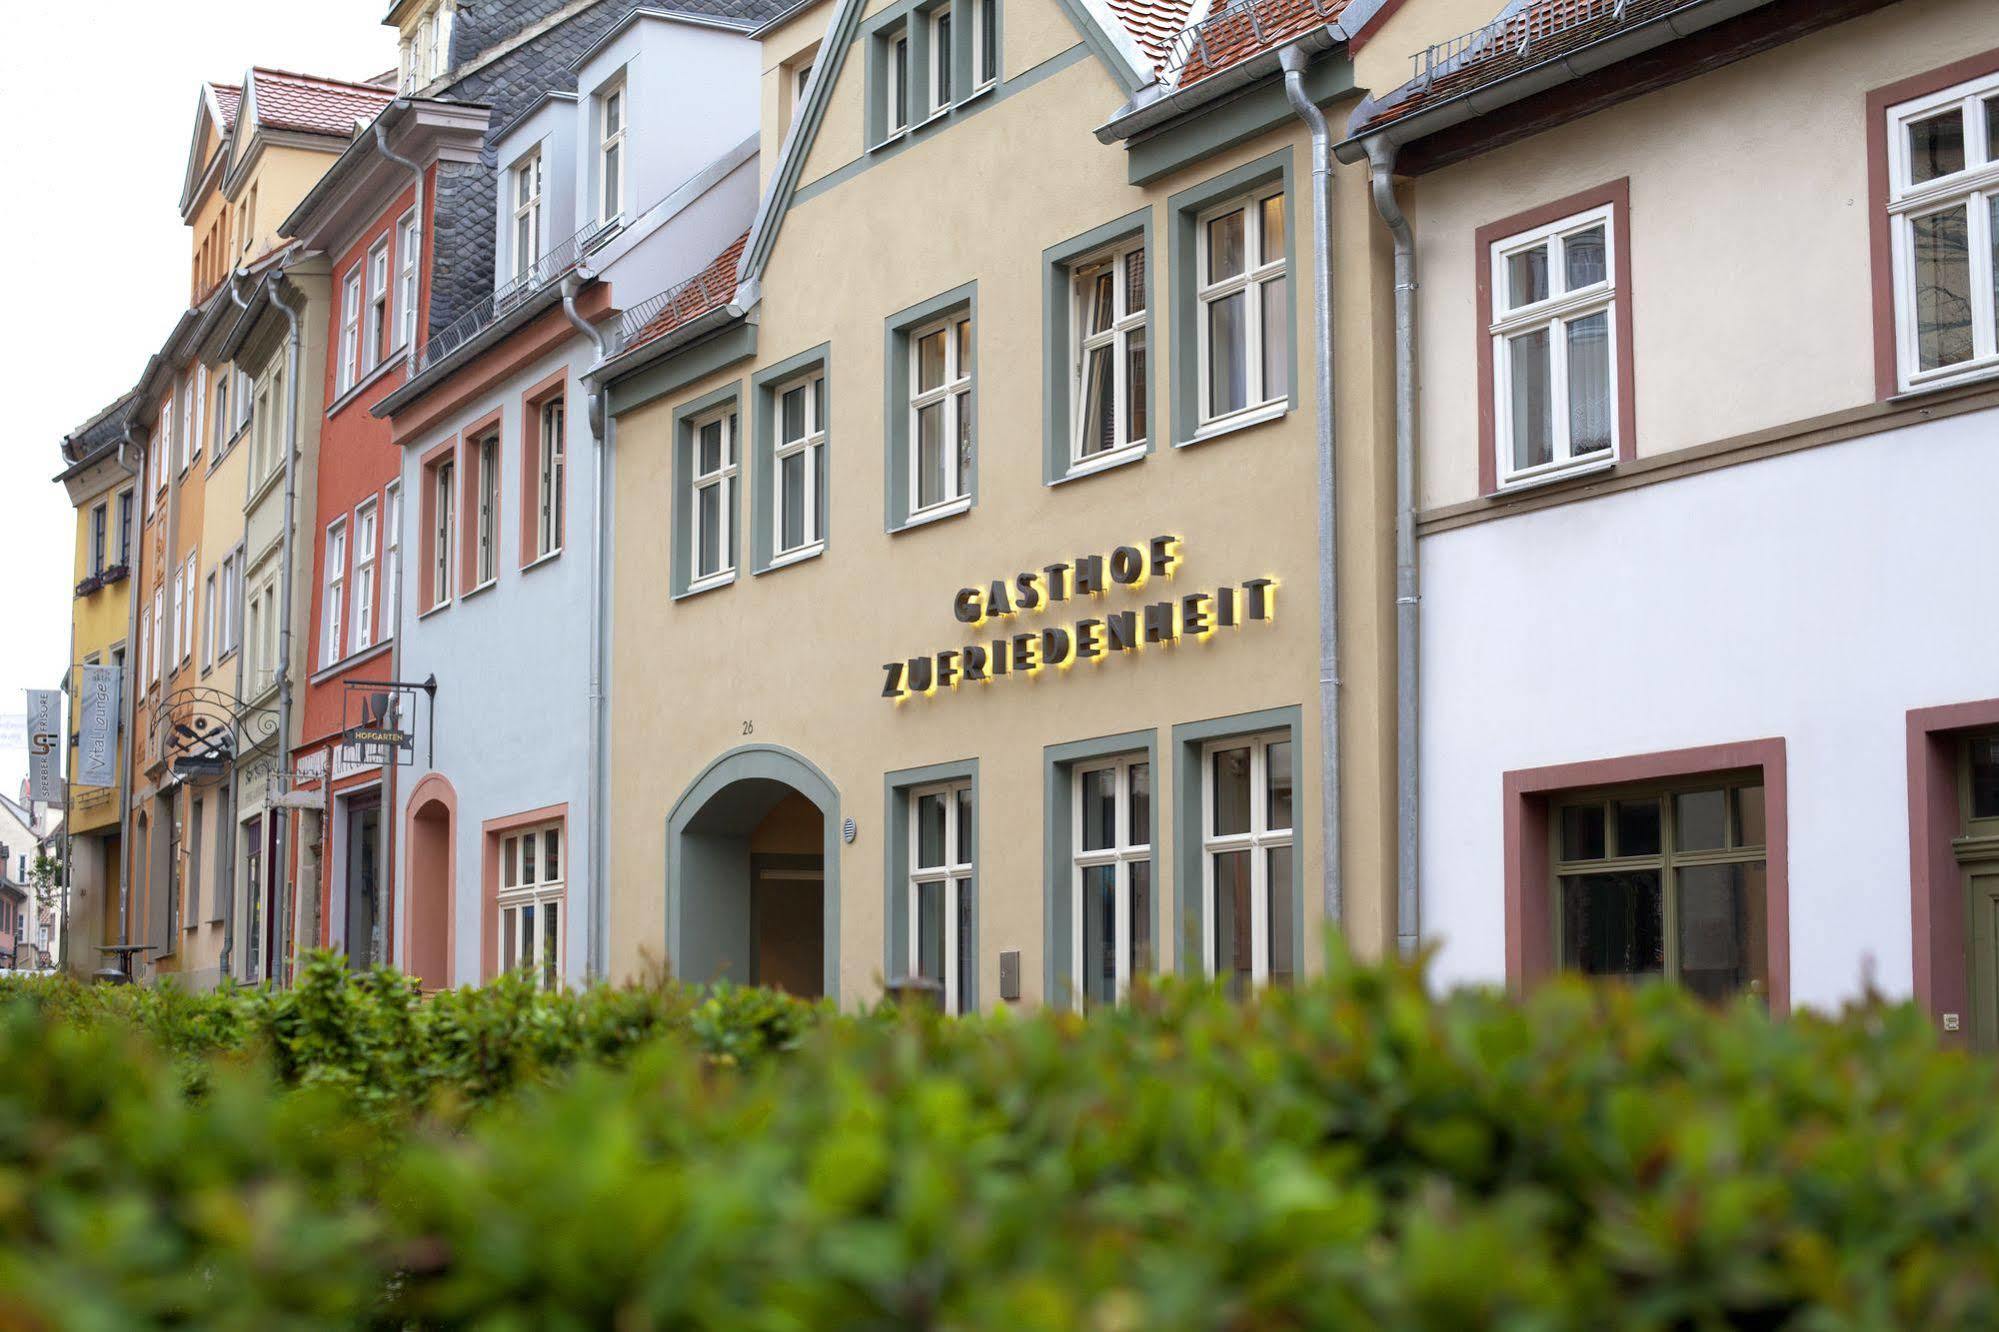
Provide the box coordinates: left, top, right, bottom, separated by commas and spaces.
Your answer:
1409, 0, 1630, 88
1160, 0, 1342, 86
616, 262, 739, 351
416, 217, 609, 373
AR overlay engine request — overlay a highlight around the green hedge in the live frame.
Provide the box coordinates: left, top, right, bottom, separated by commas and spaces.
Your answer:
5, 952, 1999, 1328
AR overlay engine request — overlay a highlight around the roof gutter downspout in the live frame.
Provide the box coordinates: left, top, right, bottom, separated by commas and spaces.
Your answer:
270, 274, 308, 984
116, 421, 147, 967
374, 110, 424, 373
1363, 136, 1421, 959
559, 268, 611, 982
1280, 43, 1342, 937
218, 269, 256, 982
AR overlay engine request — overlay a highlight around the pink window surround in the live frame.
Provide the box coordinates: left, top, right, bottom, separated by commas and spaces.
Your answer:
1906, 697, 1999, 1045
1502, 737, 1790, 1012
1865, 47, 1999, 402
1474, 177, 1638, 495
480, 802, 569, 982
459, 407, 504, 593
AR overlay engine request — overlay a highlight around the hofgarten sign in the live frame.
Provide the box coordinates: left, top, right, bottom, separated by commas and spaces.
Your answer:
882, 535, 1275, 702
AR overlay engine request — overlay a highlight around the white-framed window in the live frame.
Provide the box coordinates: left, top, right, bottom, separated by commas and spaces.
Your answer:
149, 589, 163, 687
974, 0, 997, 89
598, 85, 626, 225
930, 6, 953, 112
90, 503, 107, 575
169, 562, 183, 664
202, 571, 217, 669
1887, 69, 1999, 392
401, 1, 453, 90
366, 239, 391, 371
140, 602, 155, 694
475, 435, 499, 586
1071, 755, 1151, 1009
186, 370, 202, 467
322, 518, 347, 668
795, 61, 813, 104
246, 590, 265, 695
511, 152, 543, 283
253, 361, 284, 484
496, 822, 564, 989
690, 409, 736, 587
432, 459, 456, 607
773, 372, 825, 559
339, 269, 362, 393
384, 481, 403, 633
396, 211, 421, 350
907, 780, 973, 1014
909, 313, 972, 516
536, 400, 565, 559
890, 30, 910, 133
1196, 186, 1287, 428
1201, 731, 1295, 995
1071, 238, 1148, 469
1489, 203, 1617, 484
117, 491, 133, 565
220, 551, 239, 657
352, 499, 379, 653
179, 553, 197, 664
211, 374, 230, 453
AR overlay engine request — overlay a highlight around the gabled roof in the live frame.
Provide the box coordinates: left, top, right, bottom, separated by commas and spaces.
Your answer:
212, 83, 243, 132
240, 67, 398, 138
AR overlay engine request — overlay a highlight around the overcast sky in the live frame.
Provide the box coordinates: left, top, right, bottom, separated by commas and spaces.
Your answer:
0, 0, 396, 801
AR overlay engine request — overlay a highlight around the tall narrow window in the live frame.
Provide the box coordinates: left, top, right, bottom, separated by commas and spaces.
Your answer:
511, 153, 543, 283
182, 379, 198, 468
433, 460, 456, 607
339, 270, 362, 393
1072, 756, 1151, 1009
773, 372, 825, 558
599, 87, 626, 224
908, 781, 974, 1014
1197, 187, 1287, 428
975, 0, 997, 88
211, 375, 229, 453
690, 409, 736, 587
891, 33, 910, 132
931, 8, 953, 111
179, 554, 197, 665
366, 240, 390, 371
139, 607, 152, 697
497, 822, 564, 989
1071, 239, 1147, 468
1887, 69, 1999, 391
1202, 732, 1294, 995
90, 503, 107, 575
476, 435, 499, 586
909, 314, 972, 515
352, 499, 378, 652
396, 212, 421, 350
384, 482, 403, 633
150, 590, 163, 687
202, 571, 217, 669
221, 552, 238, 655
322, 519, 347, 668
1490, 203, 1618, 484
116, 491, 132, 565
537, 400, 565, 559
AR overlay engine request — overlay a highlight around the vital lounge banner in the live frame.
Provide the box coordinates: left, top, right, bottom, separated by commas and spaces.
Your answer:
76, 666, 120, 789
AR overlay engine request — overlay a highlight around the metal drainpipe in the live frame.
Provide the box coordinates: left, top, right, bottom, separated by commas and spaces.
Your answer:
1363, 138, 1421, 959
558, 269, 609, 982
117, 422, 146, 962
216, 270, 254, 982
374, 110, 424, 374
1279, 44, 1342, 937
270, 275, 307, 983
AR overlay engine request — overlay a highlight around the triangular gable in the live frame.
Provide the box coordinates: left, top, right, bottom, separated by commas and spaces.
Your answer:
738, 0, 1160, 285
177, 83, 237, 220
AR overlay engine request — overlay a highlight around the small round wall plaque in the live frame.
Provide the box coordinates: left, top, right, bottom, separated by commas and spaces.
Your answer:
843, 817, 858, 844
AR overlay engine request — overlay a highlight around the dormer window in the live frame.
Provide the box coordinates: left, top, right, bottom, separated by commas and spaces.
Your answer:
399, 0, 455, 92
598, 86, 627, 226
512, 151, 543, 282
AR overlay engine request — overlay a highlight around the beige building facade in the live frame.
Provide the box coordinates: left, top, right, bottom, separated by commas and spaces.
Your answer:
601, 0, 1403, 1005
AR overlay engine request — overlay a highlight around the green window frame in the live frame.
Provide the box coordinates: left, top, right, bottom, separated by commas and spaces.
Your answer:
669, 381, 743, 599
1043, 729, 1159, 1010
750, 343, 832, 574
883, 282, 978, 532
884, 757, 979, 1012
1550, 771, 1771, 1003
863, 0, 1002, 149
1042, 208, 1155, 486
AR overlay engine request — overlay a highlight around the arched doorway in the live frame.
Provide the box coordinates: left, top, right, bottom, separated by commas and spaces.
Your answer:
404, 774, 457, 991
665, 745, 840, 999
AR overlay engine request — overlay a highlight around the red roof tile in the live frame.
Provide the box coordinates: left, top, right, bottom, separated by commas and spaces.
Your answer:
626, 232, 750, 352
1350, 0, 1682, 135
1165, 0, 1349, 87
1104, 0, 1199, 73
246, 67, 396, 139
211, 83, 242, 132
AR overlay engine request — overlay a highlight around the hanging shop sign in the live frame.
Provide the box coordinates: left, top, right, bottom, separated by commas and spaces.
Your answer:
25, 690, 61, 804
76, 665, 120, 788
339, 676, 436, 768
881, 534, 1275, 702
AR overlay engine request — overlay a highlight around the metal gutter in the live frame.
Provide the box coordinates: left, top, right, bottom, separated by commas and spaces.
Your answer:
593, 286, 755, 386
269, 273, 309, 983
371, 281, 570, 418
1095, 24, 1343, 143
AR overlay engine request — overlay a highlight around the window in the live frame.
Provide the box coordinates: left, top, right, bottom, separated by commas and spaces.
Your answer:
1551, 775, 1769, 1001
211, 374, 230, 453
1886, 69, 1999, 391
116, 491, 132, 565
148, 419, 163, 511
1202, 732, 1294, 995
139, 603, 155, 695
908, 781, 974, 1014
401, 0, 453, 90
90, 503, 107, 575
1071, 239, 1148, 468
535, 399, 565, 560
353, 500, 378, 652
773, 372, 825, 559
322, 519, 347, 668
202, 571, 217, 669
891, 30, 910, 133
690, 409, 736, 588
149, 589, 163, 687
246, 594, 264, 695
1489, 203, 1617, 484
1196, 187, 1287, 428
975, 0, 997, 88
497, 822, 564, 989
179, 554, 197, 664
252, 361, 284, 484
339, 270, 362, 393
511, 153, 543, 283
396, 212, 420, 350
384, 482, 402, 633
366, 239, 391, 371
795, 61, 813, 103
599, 86, 626, 225
432, 458, 456, 607
930, 7, 953, 112
1071, 755, 1151, 1009
220, 551, 239, 656
909, 313, 972, 516
475, 435, 499, 587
